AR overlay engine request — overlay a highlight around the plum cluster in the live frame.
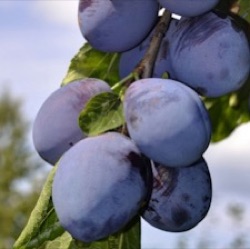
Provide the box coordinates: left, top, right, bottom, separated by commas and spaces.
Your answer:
32, 0, 250, 244
33, 77, 212, 242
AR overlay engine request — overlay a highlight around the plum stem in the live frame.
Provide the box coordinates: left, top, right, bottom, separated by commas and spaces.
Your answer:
111, 73, 134, 91
134, 10, 172, 79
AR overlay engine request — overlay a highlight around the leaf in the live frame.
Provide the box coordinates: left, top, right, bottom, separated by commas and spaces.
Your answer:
205, 92, 250, 142
43, 232, 74, 249
239, 0, 250, 22
62, 43, 120, 87
79, 92, 125, 136
13, 166, 64, 249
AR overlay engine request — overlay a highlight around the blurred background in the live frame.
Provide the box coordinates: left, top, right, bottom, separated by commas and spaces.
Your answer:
0, 1, 250, 249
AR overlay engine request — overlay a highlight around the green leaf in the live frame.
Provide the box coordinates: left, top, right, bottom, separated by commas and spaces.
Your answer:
62, 43, 120, 87
43, 232, 74, 249
205, 92, 250, 142
79, 92, 125, 136
13, 166, 64, 249
239, 0, 250, 22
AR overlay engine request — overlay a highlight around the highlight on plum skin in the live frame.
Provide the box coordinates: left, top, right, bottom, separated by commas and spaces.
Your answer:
32, 78, 111, 165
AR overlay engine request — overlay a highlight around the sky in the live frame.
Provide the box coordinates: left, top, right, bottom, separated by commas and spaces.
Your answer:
1, 2, 250, 249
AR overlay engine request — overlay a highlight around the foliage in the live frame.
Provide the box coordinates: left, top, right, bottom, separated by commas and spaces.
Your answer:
0, 90, 42, 249
61, 43, 120, 88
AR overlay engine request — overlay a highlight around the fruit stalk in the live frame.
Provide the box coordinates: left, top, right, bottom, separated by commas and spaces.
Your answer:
132, 10, 172, 80
112, 10, 172, 91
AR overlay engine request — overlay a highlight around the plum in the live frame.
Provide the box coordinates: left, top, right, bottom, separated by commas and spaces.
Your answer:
32, 78, 111, 165
142, 158, 212, 232
168, 11, 250, 97
124, 78, 211, 167
52, 132, 151, 242
78, 0, 159, 52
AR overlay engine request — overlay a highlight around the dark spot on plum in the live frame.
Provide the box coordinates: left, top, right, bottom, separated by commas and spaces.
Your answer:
182, 193, 190, 202
202, 195, 210, 203
126, 151, 142, 169
69, 142, 74, 146
173, 19, 179, 27
147, 205, 156, 212
112, 194, 122, 206
152, 214, 162, 223
175, 13, 228, 54
125, 152, 152, 193
189, 203, 195, 209
79, 0, 93, 12
152, 198, 159, 203
129, 113, 140, 129
171, 206, 190, 227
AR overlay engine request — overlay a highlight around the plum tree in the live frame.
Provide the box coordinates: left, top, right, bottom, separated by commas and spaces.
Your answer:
158, 0, 219, 17
124, 78, 211, 168
78, 0, 159, 52
52, 132, 151, 242
142, 158, 212, 232
167, 11, 250, 97
32, 78, 111, 165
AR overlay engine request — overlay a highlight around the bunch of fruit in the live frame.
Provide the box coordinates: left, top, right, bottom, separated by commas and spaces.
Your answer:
32, 0, 250, 244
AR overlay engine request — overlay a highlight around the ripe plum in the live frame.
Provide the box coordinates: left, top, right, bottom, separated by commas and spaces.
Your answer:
124, 78, 211, 167
168, 11, 250, 97
52, 132, 150, 242
78, 0, 159, 52
142, 158, 212, 231
32, 78, 111, 165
